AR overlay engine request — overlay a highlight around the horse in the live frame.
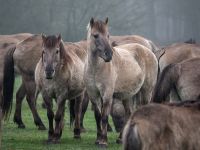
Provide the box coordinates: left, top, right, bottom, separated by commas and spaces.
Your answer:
158, 43, 200, 73
123, 101, 200, 150
34, 34, 86, 143
152, 57, 200, 103
84, 17, 158, 147
2, 34, 46, 130
0, 33, 32, 148
3, 32, 158, 130
153, 43, 200, 101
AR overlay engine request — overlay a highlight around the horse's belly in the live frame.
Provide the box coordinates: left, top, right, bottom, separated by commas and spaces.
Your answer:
115, 68, 144, 96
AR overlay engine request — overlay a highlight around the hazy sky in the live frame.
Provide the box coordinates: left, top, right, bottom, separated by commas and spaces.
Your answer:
0, 0, 199, 45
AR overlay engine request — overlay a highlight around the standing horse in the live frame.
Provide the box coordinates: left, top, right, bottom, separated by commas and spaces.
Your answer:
3, 34, 46, 130
35, 34, 85, 143
84, 18, 158, 147
123, 102, 200, 150
3, 32, 158, 130
152, 57, 200, 103
0, 33, 32, 148
153, 43, 200, 101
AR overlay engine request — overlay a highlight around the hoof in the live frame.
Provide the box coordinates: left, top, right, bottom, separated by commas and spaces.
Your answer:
107, 125, 113, 132
116, 138, 122, 144
97, 142, 108, 148
95, 140, 100, 145
38, 125, 46, 130
42, 103, 47, 109
81, 127, 86, 133
44, 139, 54, 144
51, 139, 60, 144
74, 134, 81, 139
18, 124, 26, 129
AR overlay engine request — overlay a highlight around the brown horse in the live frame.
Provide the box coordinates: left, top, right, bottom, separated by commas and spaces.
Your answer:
3, 34, 46, 130
84, 18, 158, 147
158, 43, 200, 73
123, 101, 200, 150
3, 32, 158, 130
35, 34, 86, 143
152, 57, 200, 103
0, 33, 32, 148
154, 43, 200, 101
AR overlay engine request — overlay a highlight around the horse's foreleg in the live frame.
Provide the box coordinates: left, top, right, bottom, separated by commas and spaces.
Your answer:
92, 101, 102, 145
99, 97, 112, 147
74, 94, 83, 139
53, 98, 66, 143
13, 83, 26, 128
42, 93, 54, 143
24, 79, 46, 130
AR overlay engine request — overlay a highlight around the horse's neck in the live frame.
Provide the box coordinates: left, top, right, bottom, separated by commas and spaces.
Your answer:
86, 47, 107, 75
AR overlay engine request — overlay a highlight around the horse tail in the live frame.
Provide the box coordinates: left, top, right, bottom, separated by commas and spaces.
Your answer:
152, 63, 180, 103
154, 48, 166, 80
148, 40, 159, 52
2, 46, 16, 119
123, 121, 142, 150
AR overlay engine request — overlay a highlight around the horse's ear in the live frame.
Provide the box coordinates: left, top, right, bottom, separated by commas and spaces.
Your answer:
41, 33, 46, 42
42, 33, 47, 43
105, 17, 109, 25
57, 34, 62, 44
90, 17, 94, 27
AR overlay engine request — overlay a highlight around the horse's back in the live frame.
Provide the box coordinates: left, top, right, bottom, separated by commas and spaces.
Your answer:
110, 35, 152, 50
116, 43, 158, 82
159, 43, 200, 72
14, 34, 42, 76
124, 103, 200, 150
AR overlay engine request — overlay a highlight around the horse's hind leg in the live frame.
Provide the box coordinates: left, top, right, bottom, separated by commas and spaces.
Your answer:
74, 94, 83, 139
24, 78, 46, 130
13, 82, 26, 128
117, 99, 133, 144
140, 87, 152, 105
80, 91, 89, 132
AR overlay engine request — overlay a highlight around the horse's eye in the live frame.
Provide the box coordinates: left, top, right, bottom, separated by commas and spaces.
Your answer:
93, 34, 99, 39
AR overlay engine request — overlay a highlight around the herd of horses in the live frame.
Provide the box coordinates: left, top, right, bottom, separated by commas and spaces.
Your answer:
0, 18, 200, 150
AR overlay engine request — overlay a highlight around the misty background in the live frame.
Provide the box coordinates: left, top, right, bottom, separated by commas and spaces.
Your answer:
0, 0, 199, 46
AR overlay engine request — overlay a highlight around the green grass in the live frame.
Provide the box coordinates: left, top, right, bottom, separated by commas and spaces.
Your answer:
2, 77, 122, 150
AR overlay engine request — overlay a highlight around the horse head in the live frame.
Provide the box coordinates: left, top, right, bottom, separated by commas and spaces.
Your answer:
87, 17, 113, 62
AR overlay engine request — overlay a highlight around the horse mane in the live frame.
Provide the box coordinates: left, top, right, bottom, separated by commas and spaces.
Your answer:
43, 35, 73, 67
43, 35, 59, 48
167, 100, 200, 110
22, 34, 40, 43
87, 19, 107, 34
184, 38, 196, 44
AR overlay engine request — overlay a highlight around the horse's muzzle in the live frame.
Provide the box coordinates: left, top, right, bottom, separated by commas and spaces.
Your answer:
45, 70, 55, 79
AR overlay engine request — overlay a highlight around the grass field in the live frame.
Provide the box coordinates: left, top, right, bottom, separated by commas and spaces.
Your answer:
2, 77, 122, 150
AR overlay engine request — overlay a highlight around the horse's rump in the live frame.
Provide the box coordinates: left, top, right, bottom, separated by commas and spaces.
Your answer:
123, 103, 200, 150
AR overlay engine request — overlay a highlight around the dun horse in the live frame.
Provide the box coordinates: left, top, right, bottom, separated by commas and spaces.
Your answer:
152, 57, 200, 102
35, 34, 85, 143
84, 18, 158, 147
3, 32, 158, 130
123, 102, 200, 150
